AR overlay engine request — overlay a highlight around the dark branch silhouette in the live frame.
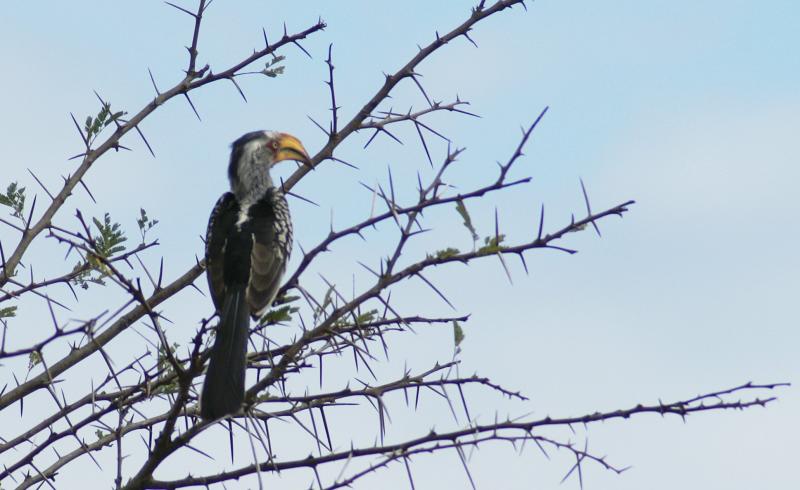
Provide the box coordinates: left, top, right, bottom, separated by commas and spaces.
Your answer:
0, 1, 786, 489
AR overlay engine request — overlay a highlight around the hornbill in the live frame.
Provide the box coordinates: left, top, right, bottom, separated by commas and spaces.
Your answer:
201, 130, 311, 420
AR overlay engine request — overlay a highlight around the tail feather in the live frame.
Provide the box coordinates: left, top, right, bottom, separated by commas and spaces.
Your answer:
201, 287, 250, 420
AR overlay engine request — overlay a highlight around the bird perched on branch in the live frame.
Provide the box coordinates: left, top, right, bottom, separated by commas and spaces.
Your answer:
201, 131, 311, 420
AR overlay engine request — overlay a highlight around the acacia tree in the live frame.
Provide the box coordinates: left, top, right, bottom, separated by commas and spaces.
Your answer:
0, 2, 785, 489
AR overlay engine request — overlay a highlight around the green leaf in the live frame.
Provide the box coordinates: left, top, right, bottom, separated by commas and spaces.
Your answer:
478, 234, 506, 255
428, 247, 460, 260
277, 294, 300, 304
84, 102, 126, 144
92, 212, 127, 259
455, 199, 479, 243
320, 285, 335, 312
0, 306, 17, 318
453, 320, 465, 348
136, 208, 158, 242
70, 261, 94, 289
0, 182, 26, 218
71, 213, 130, 286
157, 342, 180, 368
28, 351, 42, 369
355, 309, 378, 325
262, 55, 286, 77
260, 305, 299, 324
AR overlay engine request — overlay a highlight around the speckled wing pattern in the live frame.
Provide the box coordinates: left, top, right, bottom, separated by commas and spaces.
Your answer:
205, 192, 238, 313
245, 188, 292, 317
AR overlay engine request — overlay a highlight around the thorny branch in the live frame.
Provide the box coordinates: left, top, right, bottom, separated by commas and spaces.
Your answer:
0, 7, 325, 288
142, 382, 785, 489
284, 0, 530, 190
0, 1, 786, 489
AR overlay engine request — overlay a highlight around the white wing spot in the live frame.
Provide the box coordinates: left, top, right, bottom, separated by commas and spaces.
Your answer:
236, 203, 251, 229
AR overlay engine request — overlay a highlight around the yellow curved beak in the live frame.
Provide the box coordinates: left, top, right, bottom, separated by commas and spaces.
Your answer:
274, 133, 311, 166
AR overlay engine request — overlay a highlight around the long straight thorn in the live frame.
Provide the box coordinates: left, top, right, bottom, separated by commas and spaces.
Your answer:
183, 93, 201, 121
580, 178, 601, 237
134, 125, 156, 157
164, 1, 196, 17
69, 113, 88, 146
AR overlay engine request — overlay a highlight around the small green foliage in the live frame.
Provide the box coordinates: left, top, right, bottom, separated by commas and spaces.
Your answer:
478, 234, 506, 255
453, 320, 465, 348
84, 102, 127, 146
136, 208, 159, 242
0, 306, 17, 319
260, 305, 299, 325
274, 294, 300, 305
331, 309, 380, 331
92, 213, 127, 259
0, 182, 26, 219
455, 199, 479, 243
260, 294, 300, 325
95, 429, 105, 441
157, 342, 180, 369
152, 342, 181, 395
428, 247, 460, 261
70, 262, 93, 290
355, 309, 378, 325
151, 377, 180, 396
313, 285, 336, 322
262, 55, 286, 78
254, 391, 277, 403
28, 351, 42, 370
70, 213, 127, 289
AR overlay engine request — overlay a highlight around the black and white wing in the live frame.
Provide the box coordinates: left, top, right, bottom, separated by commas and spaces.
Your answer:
204, 192, 239, 312
245, 188, 292, 318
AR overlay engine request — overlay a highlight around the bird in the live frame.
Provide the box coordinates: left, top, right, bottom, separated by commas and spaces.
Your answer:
200, 130, 311, 420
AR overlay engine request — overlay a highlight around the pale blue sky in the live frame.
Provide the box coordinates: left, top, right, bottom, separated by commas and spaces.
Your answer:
1, 1, 798, 488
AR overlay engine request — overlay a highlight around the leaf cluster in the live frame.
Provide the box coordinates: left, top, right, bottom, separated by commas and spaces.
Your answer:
0, 182, 26, 219
136, 208, 159, 243
84, 102, 126, 145
261, 55, 286, 78
71, 213, 128, 289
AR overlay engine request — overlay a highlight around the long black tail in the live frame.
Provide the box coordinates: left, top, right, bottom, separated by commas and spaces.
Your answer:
201, 287, 250, 420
